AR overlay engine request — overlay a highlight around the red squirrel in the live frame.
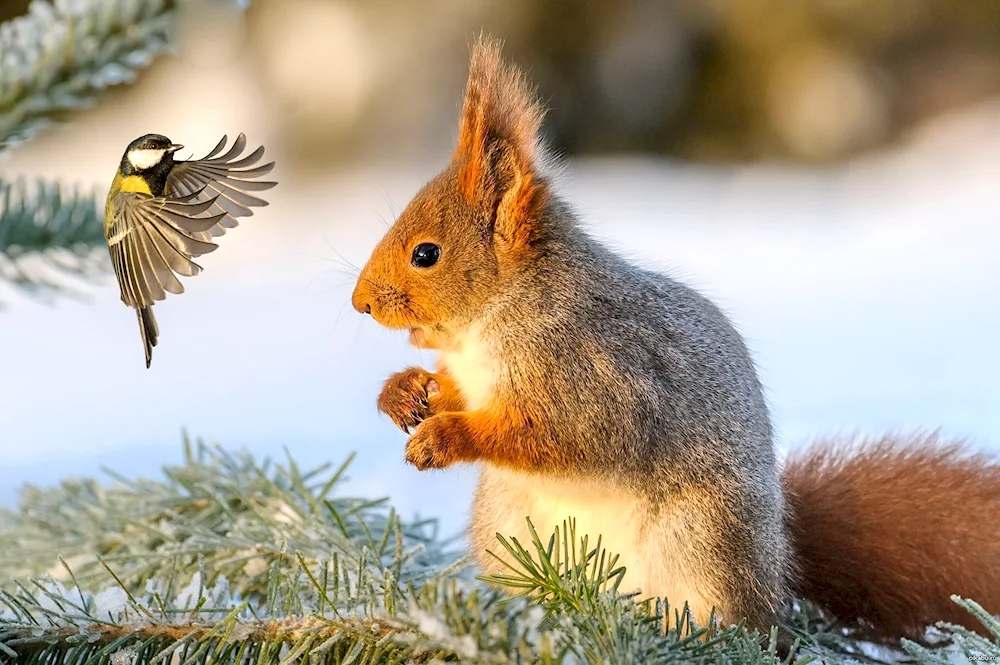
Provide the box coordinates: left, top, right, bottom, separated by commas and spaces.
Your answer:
351, 36, 1000, 640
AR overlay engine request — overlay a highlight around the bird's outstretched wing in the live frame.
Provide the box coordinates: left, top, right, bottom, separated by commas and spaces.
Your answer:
105, 192, 226, 310
164, 133, 277, 238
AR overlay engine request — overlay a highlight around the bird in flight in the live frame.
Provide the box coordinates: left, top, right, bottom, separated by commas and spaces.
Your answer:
103, 133, 277, 368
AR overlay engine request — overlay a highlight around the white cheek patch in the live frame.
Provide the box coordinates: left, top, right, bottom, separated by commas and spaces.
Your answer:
127, 148, 166, 170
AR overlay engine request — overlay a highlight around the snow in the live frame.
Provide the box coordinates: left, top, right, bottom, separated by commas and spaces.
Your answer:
109, 646, 138, 665
174, 573, 233, 616
174, 573, 204, 611
413, 609, 449, 640
410, 608, 479, 659
91, 586, 129, 621
0, 97, 998, 543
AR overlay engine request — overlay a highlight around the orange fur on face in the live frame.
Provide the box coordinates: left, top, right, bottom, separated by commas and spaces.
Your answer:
352, 37, 551, 336
351, 169, 500, 331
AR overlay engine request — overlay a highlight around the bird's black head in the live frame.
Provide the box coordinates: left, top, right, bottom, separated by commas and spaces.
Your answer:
119, 133, 184, 177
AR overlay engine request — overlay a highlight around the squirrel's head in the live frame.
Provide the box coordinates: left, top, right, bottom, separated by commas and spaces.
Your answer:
352, 36, 551, 345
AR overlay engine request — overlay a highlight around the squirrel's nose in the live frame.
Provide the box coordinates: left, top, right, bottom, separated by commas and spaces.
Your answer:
351, 284, 372, 315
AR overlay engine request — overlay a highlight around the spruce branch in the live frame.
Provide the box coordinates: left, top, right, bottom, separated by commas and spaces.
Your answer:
0, 0, 178, 153
0, 176, 107, 300
0, 437, 459, 598
901, 597, 1000, 665
2, 440, 998, 664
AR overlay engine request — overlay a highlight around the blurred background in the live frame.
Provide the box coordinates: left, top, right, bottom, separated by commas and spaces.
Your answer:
0, 0, 997, 539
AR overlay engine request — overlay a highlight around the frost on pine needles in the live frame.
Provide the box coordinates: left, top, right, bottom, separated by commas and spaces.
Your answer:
1, 0, 174, 152
2, 437, 997, 664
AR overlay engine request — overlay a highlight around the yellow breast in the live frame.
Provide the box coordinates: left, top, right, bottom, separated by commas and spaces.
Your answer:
106, 173, 154, 223
117, 174, 152, 195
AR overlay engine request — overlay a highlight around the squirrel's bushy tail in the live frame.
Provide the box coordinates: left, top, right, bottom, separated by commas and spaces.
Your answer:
782, 434, 1000, 641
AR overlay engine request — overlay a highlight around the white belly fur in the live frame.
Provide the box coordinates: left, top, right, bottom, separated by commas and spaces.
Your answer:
437, 323, 497, 411
471, 465, 721, 627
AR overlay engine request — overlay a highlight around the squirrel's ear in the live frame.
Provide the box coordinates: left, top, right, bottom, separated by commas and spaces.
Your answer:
453, 36, 549, 248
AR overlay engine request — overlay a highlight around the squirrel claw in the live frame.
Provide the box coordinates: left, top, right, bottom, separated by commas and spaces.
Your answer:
404, 416, 460, 470
405, 444, 437, 471
378, 367, 436, 433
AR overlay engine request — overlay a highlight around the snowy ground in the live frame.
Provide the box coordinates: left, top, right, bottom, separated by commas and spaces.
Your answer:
1, 95, 998, 540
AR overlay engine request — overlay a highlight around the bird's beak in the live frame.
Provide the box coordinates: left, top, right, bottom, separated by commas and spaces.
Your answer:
167, 144, 184, 153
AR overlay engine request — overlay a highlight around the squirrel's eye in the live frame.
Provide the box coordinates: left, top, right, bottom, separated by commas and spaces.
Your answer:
411, 243, 441, 268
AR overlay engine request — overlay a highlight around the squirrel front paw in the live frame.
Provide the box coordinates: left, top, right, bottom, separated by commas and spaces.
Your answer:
405, 414, 469, 470
377, 367, 441, 433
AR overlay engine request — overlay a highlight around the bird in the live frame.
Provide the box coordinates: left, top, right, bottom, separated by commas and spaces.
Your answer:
103, 132, 277, 368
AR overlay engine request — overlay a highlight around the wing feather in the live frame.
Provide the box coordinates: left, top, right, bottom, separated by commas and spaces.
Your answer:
216, 133, 246, 161
164, 133, 277, 238
137, 224, 184, 295
106, 191, 223, 309
110, 240, 139, 309
128, 227, 162, 303
222, 144, 265, 169
147, 221, 212, 276
146, 224, 203, 278
201, 134, 229, 160
151, 213, 221, 257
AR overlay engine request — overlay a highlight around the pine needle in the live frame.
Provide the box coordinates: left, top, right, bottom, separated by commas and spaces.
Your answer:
4, 437, 996, 663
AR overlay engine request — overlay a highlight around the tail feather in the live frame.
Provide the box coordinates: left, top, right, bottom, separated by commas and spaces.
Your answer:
782, 434, 1000, 641
137, 307, 159, 368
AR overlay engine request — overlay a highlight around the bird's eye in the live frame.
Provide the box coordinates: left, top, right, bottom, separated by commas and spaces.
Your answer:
411, 243, 441, 268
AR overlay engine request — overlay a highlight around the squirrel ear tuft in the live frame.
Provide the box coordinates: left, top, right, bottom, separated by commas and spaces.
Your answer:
453, 35, 549, 247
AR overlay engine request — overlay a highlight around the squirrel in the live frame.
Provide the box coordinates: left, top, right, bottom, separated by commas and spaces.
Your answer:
350, 36, 1000, 641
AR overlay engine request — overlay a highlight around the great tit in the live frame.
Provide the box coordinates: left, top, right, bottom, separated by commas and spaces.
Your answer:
104, 133, 277, 368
